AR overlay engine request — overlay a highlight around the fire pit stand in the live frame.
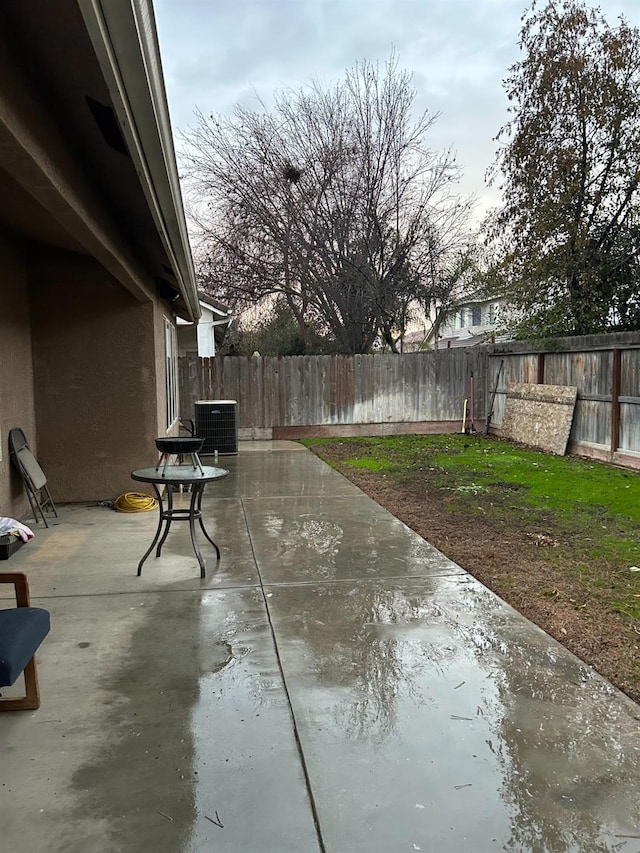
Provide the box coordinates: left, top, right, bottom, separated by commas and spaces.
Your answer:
154, 436, 204, 475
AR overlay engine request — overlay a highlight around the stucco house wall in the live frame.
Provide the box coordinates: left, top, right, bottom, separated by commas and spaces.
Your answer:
0, 230, 37, 518
27, 250, 162, 501
0, 0, 199, 519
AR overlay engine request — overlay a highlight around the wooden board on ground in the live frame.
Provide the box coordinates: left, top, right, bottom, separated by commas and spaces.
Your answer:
502, 383, 578, 455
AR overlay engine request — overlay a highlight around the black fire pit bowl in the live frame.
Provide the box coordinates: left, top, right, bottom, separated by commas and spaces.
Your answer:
155, 436, 204, 455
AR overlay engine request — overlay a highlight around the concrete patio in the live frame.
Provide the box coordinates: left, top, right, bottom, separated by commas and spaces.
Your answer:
1, 441, 639, 852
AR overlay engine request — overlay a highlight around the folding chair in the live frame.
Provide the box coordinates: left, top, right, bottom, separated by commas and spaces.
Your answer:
8, 428, 58, 528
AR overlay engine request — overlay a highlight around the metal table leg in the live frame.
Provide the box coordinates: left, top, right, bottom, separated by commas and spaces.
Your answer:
136, 483, 164, 576
195, 485, 221, 560
188, 484, 207, 578
155, 486, 174, 556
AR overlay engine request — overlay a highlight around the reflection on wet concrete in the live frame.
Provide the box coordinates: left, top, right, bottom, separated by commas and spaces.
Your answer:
69, 593, 202, 853
245, 495, 463, 583
265, 575, 640, 853
184, 588, 320, 853
62, 589, 318, 853
212, 451, 362, 499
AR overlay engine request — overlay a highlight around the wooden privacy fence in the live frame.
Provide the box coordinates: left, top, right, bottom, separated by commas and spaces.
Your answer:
179, 330, 640, 469
488, 331, 640, 469
179, 349, 486, 439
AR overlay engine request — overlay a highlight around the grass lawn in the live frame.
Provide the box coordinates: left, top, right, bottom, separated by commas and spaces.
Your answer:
303, 434, 640, 702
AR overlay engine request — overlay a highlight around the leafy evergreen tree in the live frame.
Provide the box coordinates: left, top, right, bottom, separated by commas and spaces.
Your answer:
488, 1, 640, 337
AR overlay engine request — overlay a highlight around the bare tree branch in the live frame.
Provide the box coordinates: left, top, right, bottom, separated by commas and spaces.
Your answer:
181, 54, 474, 353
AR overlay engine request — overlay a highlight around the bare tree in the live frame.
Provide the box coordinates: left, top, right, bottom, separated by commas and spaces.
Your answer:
182, 55, 474, 353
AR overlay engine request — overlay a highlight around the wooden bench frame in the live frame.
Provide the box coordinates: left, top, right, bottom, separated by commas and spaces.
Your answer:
0, 572, 47, 711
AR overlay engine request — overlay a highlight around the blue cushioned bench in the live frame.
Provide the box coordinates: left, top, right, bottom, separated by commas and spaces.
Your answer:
0, 573, 50, 711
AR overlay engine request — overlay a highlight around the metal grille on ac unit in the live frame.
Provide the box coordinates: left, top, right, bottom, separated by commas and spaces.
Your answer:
194, 400, 238, 455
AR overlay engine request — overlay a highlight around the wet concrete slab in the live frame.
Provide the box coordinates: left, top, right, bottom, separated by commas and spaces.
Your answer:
265, 575, 640, 852
211, 450, 363, 499
243, 494, 464, 583
2, 441, 640, 852
1, 588, 319, 853
7, 499, 259, 598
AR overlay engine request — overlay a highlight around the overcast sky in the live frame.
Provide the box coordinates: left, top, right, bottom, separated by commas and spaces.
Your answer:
155, 0, 640, 221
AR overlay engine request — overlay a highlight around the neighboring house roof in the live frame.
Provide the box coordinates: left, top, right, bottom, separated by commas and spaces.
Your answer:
451, 290, 501, 308
177, 295, 233, 355
400, 329, 428, 352
197, 290, 233, 318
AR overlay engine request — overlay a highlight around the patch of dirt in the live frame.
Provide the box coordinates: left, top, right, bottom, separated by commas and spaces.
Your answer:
310, 443, 640, 704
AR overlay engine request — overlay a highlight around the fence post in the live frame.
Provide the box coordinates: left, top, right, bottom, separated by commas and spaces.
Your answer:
611, 349, 621, 455
537, 353, 545, 384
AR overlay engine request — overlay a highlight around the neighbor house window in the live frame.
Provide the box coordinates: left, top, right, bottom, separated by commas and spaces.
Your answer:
471, 306, 481, 326
165, 317, 178, 429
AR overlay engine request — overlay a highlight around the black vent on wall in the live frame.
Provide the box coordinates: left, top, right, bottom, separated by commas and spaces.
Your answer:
86, 96, 129, 156
195, 400, 238, 455
156, 277, 179, 301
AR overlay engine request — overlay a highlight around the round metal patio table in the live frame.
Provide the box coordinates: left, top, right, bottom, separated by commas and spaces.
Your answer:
131, 465, 229, 578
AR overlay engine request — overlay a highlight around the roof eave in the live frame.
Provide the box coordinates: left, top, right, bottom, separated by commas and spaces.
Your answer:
77, 0, 200, 321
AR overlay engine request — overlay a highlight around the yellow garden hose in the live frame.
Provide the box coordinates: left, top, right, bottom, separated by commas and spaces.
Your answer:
114, 492, 158, 513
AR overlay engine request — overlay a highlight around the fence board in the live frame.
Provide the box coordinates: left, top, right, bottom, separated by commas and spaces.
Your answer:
572, 399, 611, 446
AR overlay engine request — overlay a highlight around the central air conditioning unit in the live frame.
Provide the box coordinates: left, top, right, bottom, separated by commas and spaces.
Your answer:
194, 400, 238, 455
